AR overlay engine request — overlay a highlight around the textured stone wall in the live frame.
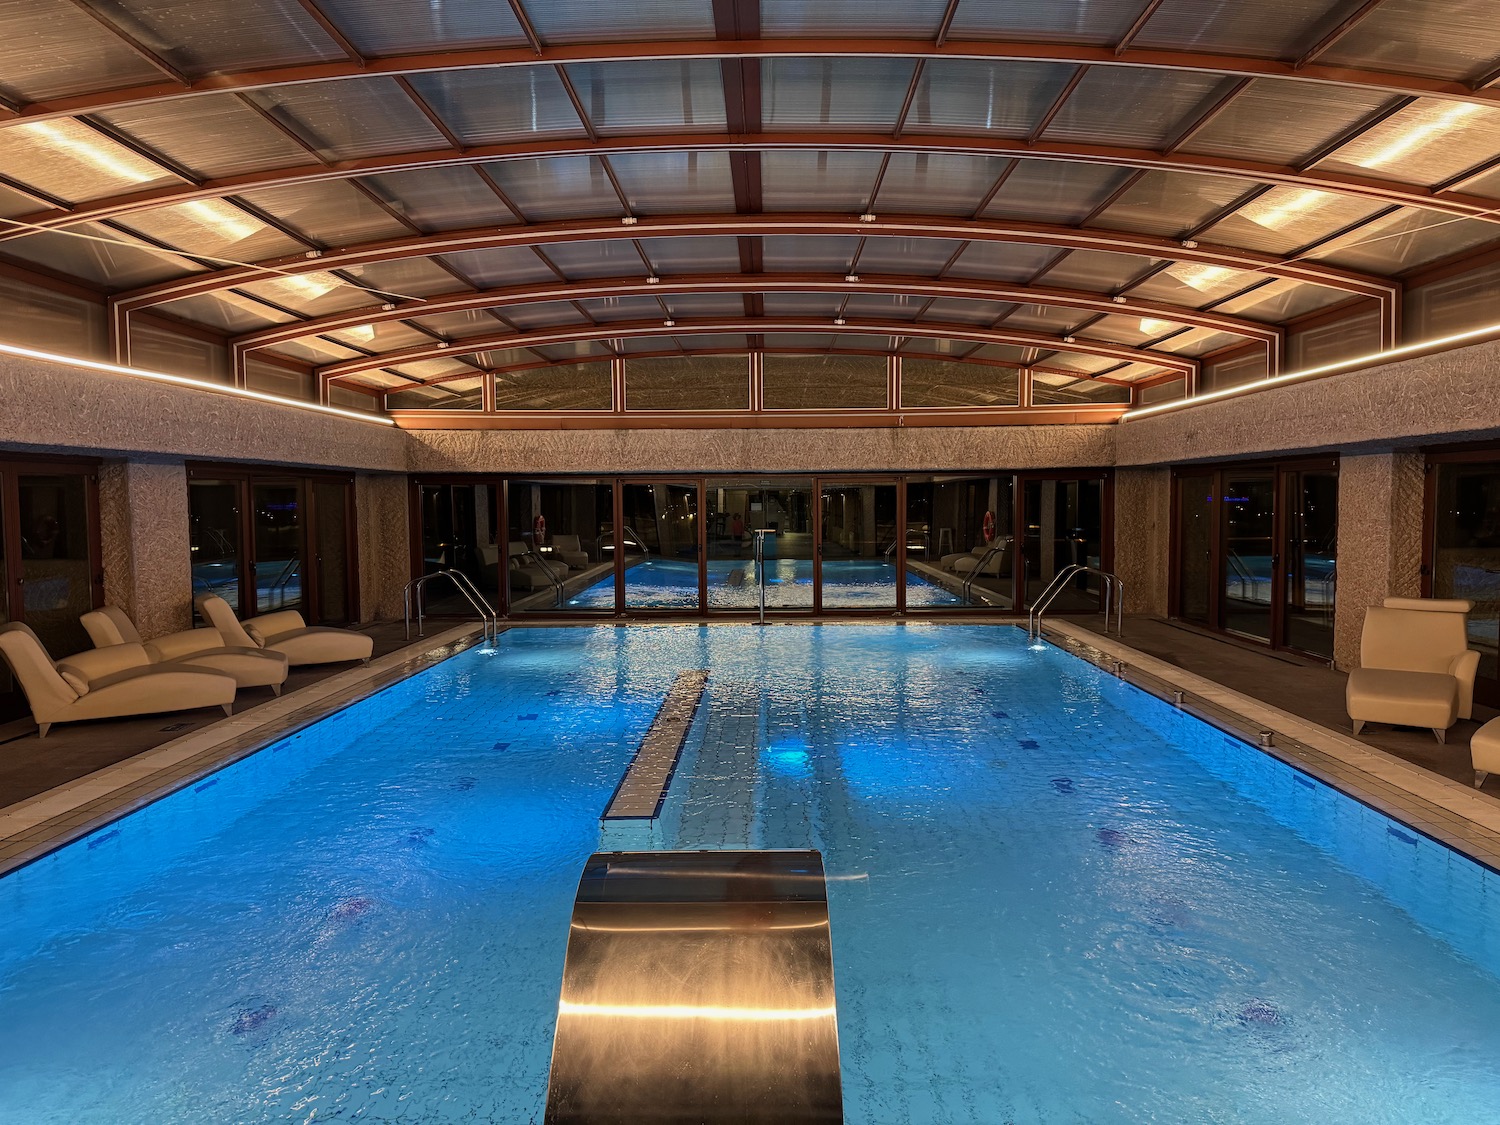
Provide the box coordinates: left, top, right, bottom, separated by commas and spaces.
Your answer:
356, 473, 410, 621
407, 424, 1117, 474
97, 458, 192, 639
0, 350, 407, 471
1333, 452, 1425, 669
1112, 468, 1170, 615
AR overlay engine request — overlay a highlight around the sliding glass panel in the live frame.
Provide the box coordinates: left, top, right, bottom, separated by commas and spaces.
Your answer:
1222, 472, 1275, 642
1021, 478, 1104, 612
1283, 469, 1337, 659
510, 480, 614, 613
1432, 462, 1500, 688
312, 480, 352, 624
189, 479, 242, 614
1174, 472, 1214, 626
909, 475, 1012, 609
621, 482, 700, 610
820, 482, 899, 609
251, 481, 304, 614
705, 479, 815, 610
18, 474, 93, 656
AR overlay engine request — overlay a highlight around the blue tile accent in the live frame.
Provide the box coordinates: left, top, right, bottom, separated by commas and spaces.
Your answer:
86, 829, 120, 850
1388, 827, 1419, 846
193, 779, 219, 793
1018, 739, 1039, 749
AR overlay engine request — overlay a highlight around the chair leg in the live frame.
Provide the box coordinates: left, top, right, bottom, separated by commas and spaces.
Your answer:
1433, 727, 1446, 744
1352, 720, 1364, 736
271, 683, 282, 697
1476, 771, 1489, 790
221, 703, 233, 717
37, 722, 50, 739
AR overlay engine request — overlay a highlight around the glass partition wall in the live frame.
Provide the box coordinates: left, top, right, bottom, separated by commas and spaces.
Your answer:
1427, 449, 1500, 707
412, 473, 1111, 618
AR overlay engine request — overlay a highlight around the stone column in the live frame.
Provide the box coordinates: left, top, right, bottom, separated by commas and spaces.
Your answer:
97, 458, 192, 638
356, 473, 410, 621
1333, 452, 1424, 670
1112, 468, 1170, 616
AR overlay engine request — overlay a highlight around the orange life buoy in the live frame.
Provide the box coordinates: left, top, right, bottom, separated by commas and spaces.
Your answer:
533, 514, 546, 544
982, 510, 996, 543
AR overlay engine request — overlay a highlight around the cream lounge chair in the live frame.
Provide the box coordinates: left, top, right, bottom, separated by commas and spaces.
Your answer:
0, 622, 237, 738
953, 537, 1012, 578
1346, 597, 1480, 744
549, 534, 590, 571
196, 595, 373, 667
81, 606, 288, 695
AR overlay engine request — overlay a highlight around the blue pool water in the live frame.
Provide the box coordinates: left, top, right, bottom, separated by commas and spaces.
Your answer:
567, 557, 961, 609
4, 625, 1500, 1122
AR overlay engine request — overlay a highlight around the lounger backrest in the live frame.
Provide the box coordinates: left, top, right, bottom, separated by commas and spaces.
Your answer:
477, 544, 499, 567
195, 595, 256, 649
553, 534, 581, 551
1361, 604, 1470, 673
80, 605, 142, 648
0, 622, 78, 708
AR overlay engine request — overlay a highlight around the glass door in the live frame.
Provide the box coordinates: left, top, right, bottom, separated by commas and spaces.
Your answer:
418, 482, 497, 615
819, 481, 900, 611
16, 473, 97, 658
507, 479, 614, 614
189, 479, 243, 613
1019, 476, 1106, 613
620, 481, 701, 611
1282, 468, 1337, 658
1221, 471, 1276, 642
311, 479, 353, 624
1174, 472, 1215, 626
1430, 458, 1500, 703
250, 480, 304, 614
705, 479, 815, 610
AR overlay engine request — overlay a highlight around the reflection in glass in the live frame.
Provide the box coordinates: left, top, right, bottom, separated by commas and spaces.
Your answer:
1021, 478, 1104, 612
420, 483, 501, 614
620, 483, 700, 609
18, 475, 92, 656
705, 481, 814, 610
189, 480, 242, 614
1222, 473, 1275, 642
252, 482, 303, 613
1433, 463, 1500, 686
911, 475, 1014, 608
1175, 473, 1214, 625
313, 480, 351, 623
820, 483, 899, 609
1283, 470, 1337, 658
512, 480, 616, 612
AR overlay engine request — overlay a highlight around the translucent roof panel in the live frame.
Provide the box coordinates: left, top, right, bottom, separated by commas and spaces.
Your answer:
525, 0, 715, 43
1320, 0, 1500, 82
267, 336, 366, 364
104, 0, 346, 76
414, 309, 514, 340
1156, 328, 1243, 357
325, 320, 432, 353
906, 61, 1076, 138
563, 60, 727, 135
438, 246, 566, 288
484, 157, 625, 221
761, 0, 950, 37
1042, 250, 1161, 291
528, 341, 620, 361
236, 270, 383, 317
96, 96, 315, 180
1094, 171, 1260, 239
761, 235, 862, 271
761, 151, 885, 212
762, 292, 845, 317
946, 0, 1143, 45
575, 295, 665, 323
1308, 212, 1498, 274
246, 79, 448, 161
1131, 0, 1347, 58
237, 180, 415, 244
0, 0, 165, 102
313, 0, 527, 54
1317, 100, 1500, 189
1177, 80, 1393, 169
919, 297, 1016, 326
608, 151, 737, 214
2, 120, 182, 204
1129, 263, 1267, 307
1199, 189, 1389, 256
852, 237, 965, 276
498, 301, 590, 330
359, 167, 518, 230
114, 200, 302, 263
342, 258, 465, 300
156, 291, 300, 334
660, 293, 749, 318
539, 238, 649, 279
948, 242, 1066, 283
841, 293, 927, 321
763, 58, 915, 132
1087, 314, 1192, 346
1000, 305, 1089, 334
0, 223, 199, 289
872, 154, 1012, 216
1211, 279, 1348, 321
0, 182, 40, 219
1044, 69, 1238, 150
637, 236, 742, 274
406, 69, 585, 146
979, 161, 1130, 225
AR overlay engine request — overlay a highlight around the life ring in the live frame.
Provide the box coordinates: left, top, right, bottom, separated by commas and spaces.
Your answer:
982, 510, 996, 543
533, 514, 546, 544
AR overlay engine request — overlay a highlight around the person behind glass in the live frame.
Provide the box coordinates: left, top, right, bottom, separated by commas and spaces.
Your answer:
730, 512, 745, 556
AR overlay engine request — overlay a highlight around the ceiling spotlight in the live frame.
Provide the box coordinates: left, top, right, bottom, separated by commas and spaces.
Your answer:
1063, 335, 1076, 343
1112, 295, 1127, 304
1181, 239, 1199, 249
859, 213, 878, 223
844, 273, 860, 282
304, 249, 323, 259
663, 319, 675, 327
381, 302, 396, 311
436, 341, 451, 349
621, 215, 639, 225
833, 317, 846, 326
645, 275, 661, 285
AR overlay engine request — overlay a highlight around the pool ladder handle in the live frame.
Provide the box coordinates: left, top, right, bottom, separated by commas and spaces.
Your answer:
522, 535, 567, 607
404, 569, 499, 643
960, 537, 1010, 606
1027, 565, 1125, 640
752, 528, 775, 625
596, 525, 652, 562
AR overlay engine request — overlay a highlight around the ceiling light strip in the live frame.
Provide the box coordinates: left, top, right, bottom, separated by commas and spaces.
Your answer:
0, 342, 396, 426
1121, 320, 1500, 422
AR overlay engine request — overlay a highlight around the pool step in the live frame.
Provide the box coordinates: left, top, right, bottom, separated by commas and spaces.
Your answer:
602, 669, 708, 819
545, 849, 843, 1124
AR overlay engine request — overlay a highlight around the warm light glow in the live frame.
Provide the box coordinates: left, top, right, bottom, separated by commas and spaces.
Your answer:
1121, 320, 1500, 422
342, 323, 377, 343
179, 199, 266, 242
1353, 102, 1483, 170
1239, 189, 1333, 231
1138, 317, 1177, 336
0, 342, 395, 425
559, 1000, 836, 1022
276, 271, 342, 301
1164, 263, 1244, 292
21, 121, 159, 184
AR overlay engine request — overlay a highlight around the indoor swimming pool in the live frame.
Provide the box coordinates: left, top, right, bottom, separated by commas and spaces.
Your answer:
566, 557, 962, 609
3, 624, 1500, 1122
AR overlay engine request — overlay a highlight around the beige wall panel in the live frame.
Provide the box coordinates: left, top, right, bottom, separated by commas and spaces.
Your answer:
356, 473, 411, 621
1333, 452, 1425, 671
98, 458, 192, 640
1113, 468, 1170, 616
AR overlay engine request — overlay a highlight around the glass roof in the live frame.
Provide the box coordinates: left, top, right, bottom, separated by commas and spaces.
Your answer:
0, 0, 1496, 415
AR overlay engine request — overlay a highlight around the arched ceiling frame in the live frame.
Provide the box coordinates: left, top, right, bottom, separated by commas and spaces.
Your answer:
230, 272, 1282, 375
316, 316, 1199, 385
11, 134, 1500, 241
4, 39, 1499, 127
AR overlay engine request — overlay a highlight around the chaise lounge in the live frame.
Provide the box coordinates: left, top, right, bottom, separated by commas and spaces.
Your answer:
81, 605, 288, 695
0, 622, 237, 738
196, 595, 373, 667
1346, 597, 1479, 744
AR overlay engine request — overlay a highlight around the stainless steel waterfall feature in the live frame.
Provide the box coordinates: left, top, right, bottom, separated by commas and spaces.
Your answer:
544, 850, 843, 1124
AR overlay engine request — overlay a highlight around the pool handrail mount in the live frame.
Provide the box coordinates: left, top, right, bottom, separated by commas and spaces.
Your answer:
403, 569, 498, 642
1028, 565, 1124, 639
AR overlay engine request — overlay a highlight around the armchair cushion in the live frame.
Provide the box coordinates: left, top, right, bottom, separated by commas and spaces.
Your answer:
1346, 668, 1459, 730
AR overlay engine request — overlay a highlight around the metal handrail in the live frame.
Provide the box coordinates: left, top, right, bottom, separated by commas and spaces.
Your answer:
885, 529, 929, 559
595, 525, 652, 561
1027, 564, 1124, 639
520, 541, 566, 607
960, 537, 1011, 605
752, 528, 775, 625
404, 569, 498, 642
1226, 550, 1255, 600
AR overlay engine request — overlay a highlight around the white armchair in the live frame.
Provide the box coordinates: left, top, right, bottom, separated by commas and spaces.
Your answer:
1346, 597, 1479, 744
